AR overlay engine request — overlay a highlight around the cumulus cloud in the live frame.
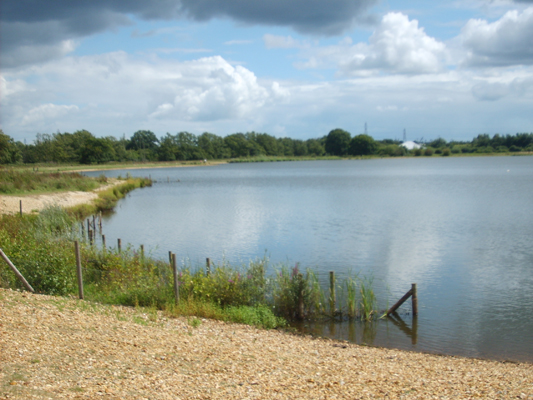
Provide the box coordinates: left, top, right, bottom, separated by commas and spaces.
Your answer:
1, 52, 284, 136
1, 0, 377, 68
340, 13, 447, 75
459, 7, 533, 66
284, 13, 447, 75
148, 56, 270, 121
21, 104, 79, 126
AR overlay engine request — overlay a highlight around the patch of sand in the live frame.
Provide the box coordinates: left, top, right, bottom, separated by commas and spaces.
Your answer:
0, 180, 121, 215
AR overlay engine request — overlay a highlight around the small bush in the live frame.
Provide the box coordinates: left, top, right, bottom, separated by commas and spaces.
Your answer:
424, 148, 434, 156
442, 148, 451, 156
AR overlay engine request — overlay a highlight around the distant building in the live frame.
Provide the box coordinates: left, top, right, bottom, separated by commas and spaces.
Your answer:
400, 141, 422, 150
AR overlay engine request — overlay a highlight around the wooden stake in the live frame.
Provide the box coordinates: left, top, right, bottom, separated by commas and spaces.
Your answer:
0, 248, 34, 293
102, 234, 106, 251
117, 238, 122, 253
140, 245, 144, 263
329, 271, 336, 315
411, 283, 418, 316
206, 258, 211, 276
19, 200, 22, 216
172, 253, 179, 305
386, 285, 417, 316
74, 241, 84, 299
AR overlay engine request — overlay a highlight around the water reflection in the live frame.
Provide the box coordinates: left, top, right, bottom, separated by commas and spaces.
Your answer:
85, 156, 533, 362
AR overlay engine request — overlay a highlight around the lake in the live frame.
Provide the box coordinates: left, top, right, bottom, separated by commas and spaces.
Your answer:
85, 156, 533, 362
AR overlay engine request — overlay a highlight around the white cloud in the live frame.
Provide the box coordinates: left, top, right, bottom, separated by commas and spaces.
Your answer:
340, 13, 447, 75
263, 34, 306, 49
21, 104, 79, 126
459, 7, 533, 66
285, 13, 447, 76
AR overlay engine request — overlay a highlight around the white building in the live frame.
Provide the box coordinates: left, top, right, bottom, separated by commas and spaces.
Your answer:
400, 141, 422, 150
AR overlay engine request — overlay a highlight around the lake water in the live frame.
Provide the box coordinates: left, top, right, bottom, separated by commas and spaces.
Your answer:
85, 156, 533, 362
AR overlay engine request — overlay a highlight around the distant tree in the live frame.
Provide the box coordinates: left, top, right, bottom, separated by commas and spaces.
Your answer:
428, 137, 447, 148
349, 134, 377, 156
198, 132, 230, 159
253, 133, 279, 156
80, 137, 116, 164
325, 129, 351, 156
224, 133, 254, 158
127, 130, 159, 161
0, 130, 22, 164
306, 138, 325, 156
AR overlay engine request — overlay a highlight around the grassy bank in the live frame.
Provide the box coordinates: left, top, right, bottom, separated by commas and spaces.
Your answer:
0, 206, 379, 329
0, 169, 104, 195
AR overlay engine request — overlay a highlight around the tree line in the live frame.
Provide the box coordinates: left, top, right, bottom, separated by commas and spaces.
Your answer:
0, 128, 532, 165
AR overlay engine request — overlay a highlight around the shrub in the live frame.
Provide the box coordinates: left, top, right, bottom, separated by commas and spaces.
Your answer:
424, 148, 434, 156
442, 148, 451, 156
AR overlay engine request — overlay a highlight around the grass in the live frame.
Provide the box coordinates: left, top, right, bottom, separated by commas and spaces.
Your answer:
0, 169, 383, 330
0, 169, 103, 195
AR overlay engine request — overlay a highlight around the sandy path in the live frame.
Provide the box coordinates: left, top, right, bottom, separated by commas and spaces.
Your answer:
0, 289, 532, 399
0, 180, 121, 215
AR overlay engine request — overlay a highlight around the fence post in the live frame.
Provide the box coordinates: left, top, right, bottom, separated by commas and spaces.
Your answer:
74, 241, 84, 300
19, 200, 22, 216
329, 271, 336, 315
140, 245, 144, 263
172, 253, 179, 305
386, 284, 417, 316
117, 238, 122, 253
206, 258, 211, 276
0, 248, 34, 293
168, 251, 172, 265
102, 234, 106, 251
411, 283, 418, 316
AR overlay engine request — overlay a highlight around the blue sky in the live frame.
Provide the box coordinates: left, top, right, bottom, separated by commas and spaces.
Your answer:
1, 0, 533, 143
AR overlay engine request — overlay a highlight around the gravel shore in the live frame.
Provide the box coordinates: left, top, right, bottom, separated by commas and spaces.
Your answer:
1, 288, 532, 399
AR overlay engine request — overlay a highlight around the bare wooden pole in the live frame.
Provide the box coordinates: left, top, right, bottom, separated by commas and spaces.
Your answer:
206, 257, 211, 276
74, 241, 84, 299
411, 283, 418, 316
329, 271, 336, 315
0, 248, 34, 293
168, 251, 172, 265
102, 234, 106, 251
88, 229, 93, 246
140, 244, 144, 263
386, 286, 416, 316
117, 238, 122, 253
19, 200, 22, 216
172, 253, 179, 305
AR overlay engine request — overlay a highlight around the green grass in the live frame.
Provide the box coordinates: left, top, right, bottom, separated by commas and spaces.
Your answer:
1, 202, 382, 332
0, 169, 103, 195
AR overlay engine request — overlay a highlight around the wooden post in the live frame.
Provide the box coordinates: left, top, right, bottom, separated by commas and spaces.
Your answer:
19, 200, 22, 216
81, 222, 85, 240
92, 215, 96, 231
140, 245, 144, 263
102, 234, 106, 251
0, 248, 34, 293
74, 241, 84, 299
117, 238, 122, 253
386, 285, 417, 316
172, 253, 179, 305
99, 212, 102, 230
86, 218, 90, 234
411, 283, 418, 316
297, 273, 305, 320
206, 258, 211, 276
88, 229, 93, 246
329, 271, 336, 315
168, 251, 172, 265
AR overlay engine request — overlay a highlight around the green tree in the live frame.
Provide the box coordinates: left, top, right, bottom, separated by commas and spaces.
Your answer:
0, 130, 22, 164
198, 132, 230, 159
349, 134, 377, 156
127, 130, 159, 161
80, 137, 116, 164
325, 129, 351, 156
306, 138, 325, 156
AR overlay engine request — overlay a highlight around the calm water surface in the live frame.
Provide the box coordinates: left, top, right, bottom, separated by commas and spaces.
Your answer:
86, 156, 533, 362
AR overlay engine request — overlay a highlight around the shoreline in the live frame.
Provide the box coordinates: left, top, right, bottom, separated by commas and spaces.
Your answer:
1, 288, 532, 399
0, 179, 123, 215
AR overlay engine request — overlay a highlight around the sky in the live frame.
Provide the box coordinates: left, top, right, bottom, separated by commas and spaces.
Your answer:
1, 0, 533, 143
